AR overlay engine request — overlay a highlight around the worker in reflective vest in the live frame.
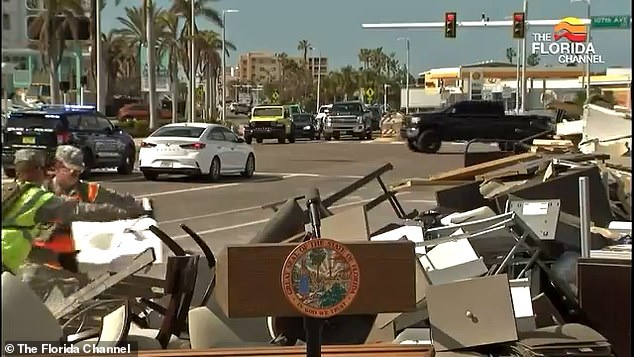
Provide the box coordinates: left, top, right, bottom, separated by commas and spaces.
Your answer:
33, 145, 145, 264
2, 149, 134, 277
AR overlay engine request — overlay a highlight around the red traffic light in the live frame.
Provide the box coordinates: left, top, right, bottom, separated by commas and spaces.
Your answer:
446, 13, 455, 21
514, 13, 524, 21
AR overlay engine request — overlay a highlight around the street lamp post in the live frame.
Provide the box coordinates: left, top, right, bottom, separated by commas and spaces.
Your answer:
95, 0, 104, 113
222, 9, 239, 124
189, 0, 196, 122
397, 37, 410, 114
310, 47, 322, 113
383, 83, 389, 111
520, 0, 527, 113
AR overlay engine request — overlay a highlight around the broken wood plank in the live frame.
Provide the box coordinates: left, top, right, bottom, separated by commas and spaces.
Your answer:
532, 139, 574, 147
429, 153, 540, 181
391, 179, 474, 192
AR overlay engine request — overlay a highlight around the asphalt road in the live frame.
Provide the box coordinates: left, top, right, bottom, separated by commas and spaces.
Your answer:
1, 139, 499, 255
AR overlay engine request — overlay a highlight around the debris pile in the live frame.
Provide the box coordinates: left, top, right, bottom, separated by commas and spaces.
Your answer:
2, 152, 631, 356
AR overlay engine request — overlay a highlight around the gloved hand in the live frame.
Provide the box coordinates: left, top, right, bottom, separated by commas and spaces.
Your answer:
57, 251, 80, 273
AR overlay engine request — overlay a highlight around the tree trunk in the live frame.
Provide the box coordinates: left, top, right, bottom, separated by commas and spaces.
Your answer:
49, 62, 61, 104
171, 65, 178, 124
210, 74, 217, 120
146, 1, 158, 130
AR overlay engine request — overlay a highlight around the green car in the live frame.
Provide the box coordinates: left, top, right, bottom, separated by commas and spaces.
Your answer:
244, 105, 296, 144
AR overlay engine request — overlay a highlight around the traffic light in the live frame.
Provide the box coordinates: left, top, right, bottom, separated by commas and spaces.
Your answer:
26, 15, 91, 41
512, 12, 526, 39
444, 12, 457, 38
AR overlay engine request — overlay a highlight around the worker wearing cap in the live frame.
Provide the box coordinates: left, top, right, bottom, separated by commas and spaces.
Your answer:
2, 149, 137, 279
33, 146, 145, 263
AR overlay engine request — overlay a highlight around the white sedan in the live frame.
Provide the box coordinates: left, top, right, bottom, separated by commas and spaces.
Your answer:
138, 123, 255, 181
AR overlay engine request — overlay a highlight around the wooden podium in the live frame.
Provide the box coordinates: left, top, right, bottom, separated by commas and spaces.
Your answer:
215, 241, 417, 318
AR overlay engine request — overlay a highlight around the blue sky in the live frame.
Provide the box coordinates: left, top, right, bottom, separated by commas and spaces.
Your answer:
102, 0, 632, 73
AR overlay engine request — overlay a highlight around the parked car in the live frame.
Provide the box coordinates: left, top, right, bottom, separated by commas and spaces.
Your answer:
138, 123, 255, 181
291, 113, 318, 140
2, 104, 136, 178
117, 103, 172, 121
244, 105, 296, 144
232, 103, 251, 115
402, 100, 554, 153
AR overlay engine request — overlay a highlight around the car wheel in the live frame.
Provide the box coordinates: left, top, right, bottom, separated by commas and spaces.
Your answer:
117, 145, 135, 175
315, 133, 321, 140
256, 138, 263, 144
3, 168, 16, 178
208, 156, 221, 182
143, 171, 159, 181
245, 137, 252, 145
416, 129, 442, 153
324, 135, 332, 141
79, 149, 93, 179
333, 132, 340, 140
407, 140, 421, 152
241, 154, 255, 178
288, 135, 296, 144
366, 131, 373, 140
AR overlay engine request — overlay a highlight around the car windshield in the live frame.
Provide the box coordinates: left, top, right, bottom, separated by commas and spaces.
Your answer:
253, 107, 283, 117
331, 103, 362, 113
150, 126, 205, 138
6, 115, 63, 130
293, 114, 312, 123
319, 107, 329, 113
289, 106, 300, 115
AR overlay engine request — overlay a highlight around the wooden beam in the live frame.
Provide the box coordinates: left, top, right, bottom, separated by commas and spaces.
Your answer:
428, 153, 540, 181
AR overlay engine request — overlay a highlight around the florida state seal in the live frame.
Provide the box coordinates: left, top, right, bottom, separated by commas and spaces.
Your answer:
281, 239, 360, 318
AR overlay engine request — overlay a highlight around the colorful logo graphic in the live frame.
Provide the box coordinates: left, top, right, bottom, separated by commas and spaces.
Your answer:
281, 239, 360, 318
554, 17, 587, 42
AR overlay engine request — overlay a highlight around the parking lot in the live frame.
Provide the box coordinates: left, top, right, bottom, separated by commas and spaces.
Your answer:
2, 139, 499, 254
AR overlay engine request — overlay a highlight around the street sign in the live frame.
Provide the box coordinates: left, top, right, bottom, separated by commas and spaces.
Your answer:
271, 91, 279, 103
140, 45, 170, 92
365, 88, 375, 97
591, 15, 631, 29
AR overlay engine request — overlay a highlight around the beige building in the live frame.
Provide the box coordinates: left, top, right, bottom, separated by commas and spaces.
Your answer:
238, 51, 328, 84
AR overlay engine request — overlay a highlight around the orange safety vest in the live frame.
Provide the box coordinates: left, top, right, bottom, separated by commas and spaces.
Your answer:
32, 182, 100, 267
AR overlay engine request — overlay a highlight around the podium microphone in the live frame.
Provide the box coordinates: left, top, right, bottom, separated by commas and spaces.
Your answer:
305, 188, 322, 239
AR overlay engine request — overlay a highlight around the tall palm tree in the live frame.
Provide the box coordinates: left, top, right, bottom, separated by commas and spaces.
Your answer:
358, 49, 371, 70
28, 0, 85, 104
170, 0, 224, 120
297, 39, 311, 64
157, 12, 181, 123
115, 4, 165, 59
195, 30, 234, 121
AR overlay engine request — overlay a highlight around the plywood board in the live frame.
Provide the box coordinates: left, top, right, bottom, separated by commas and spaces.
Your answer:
429, 153, 539, 181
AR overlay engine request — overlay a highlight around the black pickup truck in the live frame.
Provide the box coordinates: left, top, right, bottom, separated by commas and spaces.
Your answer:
402, 100, 554, 153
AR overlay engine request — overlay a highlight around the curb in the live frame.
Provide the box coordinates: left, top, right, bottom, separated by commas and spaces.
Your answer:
373, 137, 402, 142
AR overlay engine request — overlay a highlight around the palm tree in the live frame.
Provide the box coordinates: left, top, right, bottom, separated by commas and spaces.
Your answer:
297, 39, 311, 65
170, 0, 224, 121
157, 12, 181, 123
527, 53, 541, 67
358, 49, 371, 70
195, 30, 234, 121
505, 47, 517, 63
115, 5, 165, 61
28, 0, 85, 104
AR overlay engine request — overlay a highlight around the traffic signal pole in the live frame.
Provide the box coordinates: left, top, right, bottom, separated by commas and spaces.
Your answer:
362, 16, 592, 114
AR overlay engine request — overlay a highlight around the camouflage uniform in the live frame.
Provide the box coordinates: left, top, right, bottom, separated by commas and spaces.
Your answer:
9, 148, 144, 301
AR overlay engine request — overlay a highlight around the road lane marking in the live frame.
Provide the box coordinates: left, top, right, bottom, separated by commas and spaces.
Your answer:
136, 183, 241, 198
258, 171, 364, 179
170, 193, 409, 239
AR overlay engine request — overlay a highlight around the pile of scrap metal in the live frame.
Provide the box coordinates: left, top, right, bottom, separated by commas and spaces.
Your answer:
390, 150, 631, 356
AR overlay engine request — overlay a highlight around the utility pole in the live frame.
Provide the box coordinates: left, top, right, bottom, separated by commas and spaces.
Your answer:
316, 50, 321, 113
520, 0, 527, 113
146, 0, 157, 130
383, 83, 389, 111
95, 0, 104, 113
397, 37, 410, 114
515, 39, 520, 113
189, 0, 196, 122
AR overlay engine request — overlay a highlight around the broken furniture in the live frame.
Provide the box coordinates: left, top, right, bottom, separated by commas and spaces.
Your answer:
1, 272, 131, 349
577, 257, 631, 357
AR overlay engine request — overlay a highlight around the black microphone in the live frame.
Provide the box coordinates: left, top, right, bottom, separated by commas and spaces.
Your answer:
305, 187, 322, 238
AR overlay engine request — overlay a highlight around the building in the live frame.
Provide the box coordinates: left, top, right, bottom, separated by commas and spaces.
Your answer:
238, 51, 328, 84
2, 0, 28, 49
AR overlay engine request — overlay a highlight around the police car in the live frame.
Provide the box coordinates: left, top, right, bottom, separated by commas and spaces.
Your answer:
1, 105, 136, 178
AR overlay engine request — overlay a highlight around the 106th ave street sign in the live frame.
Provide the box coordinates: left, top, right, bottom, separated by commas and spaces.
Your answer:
591, 15, 631, 29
